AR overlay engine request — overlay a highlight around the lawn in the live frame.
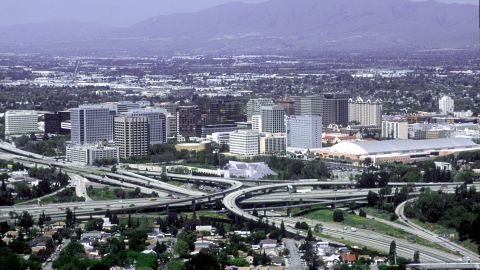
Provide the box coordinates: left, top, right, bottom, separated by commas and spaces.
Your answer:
41, 187, 85, 204
360, 207, 393, 221
87, 186, 147, 201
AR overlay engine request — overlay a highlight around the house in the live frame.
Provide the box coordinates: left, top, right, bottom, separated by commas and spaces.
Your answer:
374, 256, 388, 265
260, 239, 277, 249
234, 231, 251, 237
81, 231, 103, 241
342, 254, 356, 264
270, 256, 284, 266
196, 225, 215, 234
194, 240, 216, 250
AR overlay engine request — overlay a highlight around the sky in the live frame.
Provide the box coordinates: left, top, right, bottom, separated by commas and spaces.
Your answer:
0, 0, 477, 27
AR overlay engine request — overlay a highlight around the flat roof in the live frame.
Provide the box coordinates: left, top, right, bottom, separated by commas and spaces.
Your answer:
329, 138, 478, 156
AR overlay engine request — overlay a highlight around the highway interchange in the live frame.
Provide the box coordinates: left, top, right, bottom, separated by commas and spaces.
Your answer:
0, 141, 478, 264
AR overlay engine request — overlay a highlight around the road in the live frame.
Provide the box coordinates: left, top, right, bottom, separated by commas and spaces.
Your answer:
70, 174, 92, 201
396, 199, 479, 261
222, 181, 480, 263
284, 238, 304, 270
43, 238, 71, 270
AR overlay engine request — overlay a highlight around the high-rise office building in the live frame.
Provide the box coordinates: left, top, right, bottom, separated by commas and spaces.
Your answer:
277, 97, 295, 116
246, 98, 275, 122
439, 96, 455, 115
293, 95, 323, 116
285, 115, 323, 152
157, 102, 179, 115
229, 130, 260, 156
5, 110, 38, 138
114, 116, 150, 159
70, 105, 115, 145
177, 105, 201, 139
44, 111, 70, 135
323, 92, 350, 126
122, 108, 167, 145
261, 105, 286, 133
348, 97, 383, 127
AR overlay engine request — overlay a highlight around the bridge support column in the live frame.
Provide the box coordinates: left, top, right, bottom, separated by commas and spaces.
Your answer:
287, 208, 291, 217
166, 204, 170, 216
263, 203, 266, 216
192, 200, 197, 219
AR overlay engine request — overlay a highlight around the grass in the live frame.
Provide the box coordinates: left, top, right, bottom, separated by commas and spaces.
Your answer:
41, 187, 85, 204
360, 207, 393, 221
87, 186, 147, 201
184, 210, 229, 220
303, 209, 458, 255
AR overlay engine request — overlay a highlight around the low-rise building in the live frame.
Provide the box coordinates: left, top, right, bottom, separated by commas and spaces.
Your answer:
66, 143, 119, 165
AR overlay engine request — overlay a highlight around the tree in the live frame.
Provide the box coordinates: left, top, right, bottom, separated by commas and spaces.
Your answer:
367, 191, 379, 206
389, 241, 397, 265
174, 240, 191, 258
18, 211, 33, 231
111, 165, 117, 173
359, 209, 367, 218
413, 250, 420, 263
333, 210, 344, 222
280, 220, 286, 237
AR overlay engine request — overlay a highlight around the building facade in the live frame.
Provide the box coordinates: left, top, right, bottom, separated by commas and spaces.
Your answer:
285, 115, 323, 152
114, 116, 150, 159
348, 97, 382, 127
260, 133, 287, 154
293, 95, 323, 116
177, 105, 201, 139
5, 110, 38, 138
44, 111, 70, 135
66, 144, 119, 165
246, 98, 275, 122
70, 105, 115, 145
382, 120, 409, 140
122, 108, 167, 145
439, 96, 455, 115
229, 130, 260, 156
261, 105, 286, 133
322, 92, 350, 127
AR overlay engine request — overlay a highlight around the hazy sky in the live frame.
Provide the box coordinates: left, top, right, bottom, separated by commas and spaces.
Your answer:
0, 0, 477, 27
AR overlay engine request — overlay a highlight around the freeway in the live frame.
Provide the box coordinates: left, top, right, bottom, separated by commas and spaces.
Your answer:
222, 181, 480, 263
396, 199, 480, 261
272, 215, 461, 263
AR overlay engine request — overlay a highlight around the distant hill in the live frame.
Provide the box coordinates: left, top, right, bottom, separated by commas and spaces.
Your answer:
0, 0, 477, 54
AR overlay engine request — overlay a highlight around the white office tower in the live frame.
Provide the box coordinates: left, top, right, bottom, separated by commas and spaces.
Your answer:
382, 120, 409, 140
5, 110, 38, 138
122, 108, 167, 145
71, 105, 115, 145
229, 130, 260, 156
251, 115, 262, 132
261, 105, 286, 133
439, 96, 455, 115
348, 97, 382, 127
66, 144, 119, 165
246, 98, 274, 122
293, 95, 323, 116
285, 115, 323, 152
114, 116, 149, 159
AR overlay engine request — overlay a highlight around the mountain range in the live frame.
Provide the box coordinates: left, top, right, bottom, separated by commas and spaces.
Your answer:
0, 0, 477, 55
